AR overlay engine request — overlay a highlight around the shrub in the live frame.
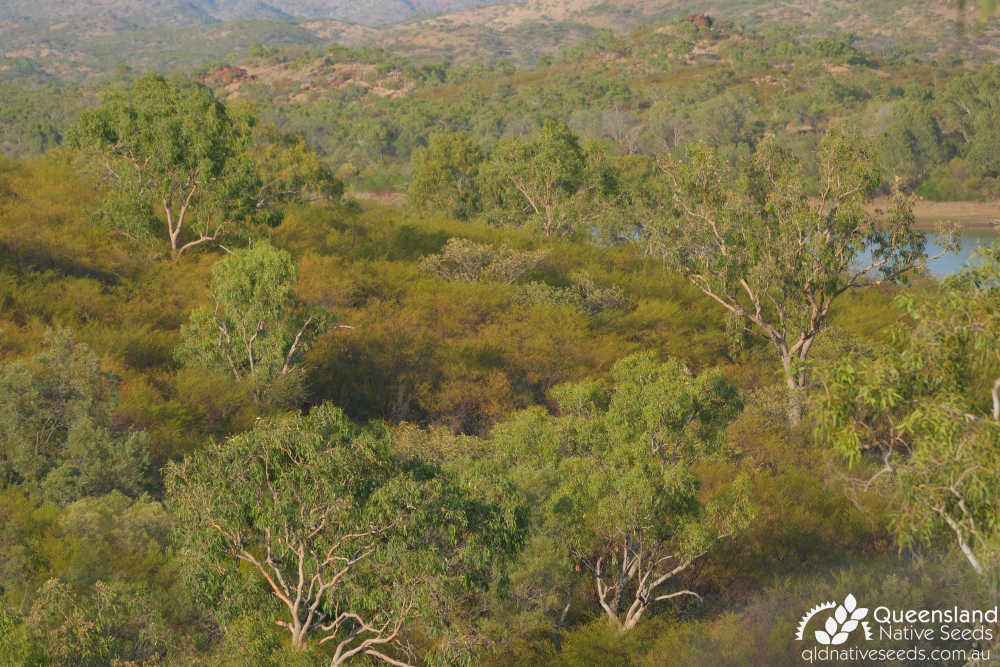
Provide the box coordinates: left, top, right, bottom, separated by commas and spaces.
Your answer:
420, 237, 547, 284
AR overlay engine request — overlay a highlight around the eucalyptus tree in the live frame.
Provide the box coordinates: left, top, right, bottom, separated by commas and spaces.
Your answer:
646, 131, 940, 425
940, 65, 1000, 179
939, 66, 1000, 144
482, 120, 612, 238
877, 97, 949, 189
492, 352, 753, 635
0, 328, 151, 503
166, 403, 525, 665
408, 131, 483, 220
175, 242, 327, 404
818, 244, 1000, 576
69, 74, 258, 258
6, 579, 169, 666
251, 126, 344, 224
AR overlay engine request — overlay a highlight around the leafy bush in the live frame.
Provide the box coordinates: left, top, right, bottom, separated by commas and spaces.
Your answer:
420, 237, 547, 284
513, 271, 633, 314
0, 329, 153, 504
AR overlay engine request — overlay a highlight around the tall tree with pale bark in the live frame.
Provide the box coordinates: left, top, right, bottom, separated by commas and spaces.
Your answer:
817, 243, 1000, 576
492, 352, 753, 635
175, 242, 327, 404
644, 131, 941, 425
69, 74, 258, 258
166, 404, 525, 666
482, 121, 615, 238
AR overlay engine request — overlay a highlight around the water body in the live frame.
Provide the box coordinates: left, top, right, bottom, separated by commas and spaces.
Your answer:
924, 228, 998, 276
856, 228, 999, 277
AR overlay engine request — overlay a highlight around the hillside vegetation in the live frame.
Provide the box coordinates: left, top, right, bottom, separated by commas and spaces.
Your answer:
7, 17, 1000, 201
0, 0, 508, 27
2, 0, 1000, 83
2, 7, 1000, 667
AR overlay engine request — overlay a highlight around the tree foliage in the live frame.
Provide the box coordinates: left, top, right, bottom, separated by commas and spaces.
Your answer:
251, 125, 344, 224
166, 403, 526, 664
6, 20, 1000, 665
175, 241, 328, 404
0, 329, 152, 503
877, 97, 950, 189
409, 132, 482, 220
419, 237, 547, 284
492, 352, 753, 634
817, 243, 1000, 575
482, 121, 601, 238
646, 131, 934, 424
69, 74, 258, 257
7, 578, 169, 666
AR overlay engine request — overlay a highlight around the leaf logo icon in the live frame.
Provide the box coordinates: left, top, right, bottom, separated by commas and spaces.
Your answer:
797, 594, 870, 645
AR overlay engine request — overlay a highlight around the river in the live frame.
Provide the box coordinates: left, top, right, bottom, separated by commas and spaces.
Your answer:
853, 227, 999, 278
923, 228, 999, 276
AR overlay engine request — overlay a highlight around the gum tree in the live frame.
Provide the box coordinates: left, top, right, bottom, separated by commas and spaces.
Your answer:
646, 131, 941, 425
492, 352, 753, 634
483, 120, 589, 238
166, 404, 525, 665
818, 244, 1000, 575
251, 126, 344, 223
0, 328, 151, 503
175, 242, 327, 404
69, 74, 257, 258
408, 131, 482, 220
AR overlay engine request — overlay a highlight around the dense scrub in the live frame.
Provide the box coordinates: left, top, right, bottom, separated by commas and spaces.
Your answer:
3, 18, 1000, 667
4, 145, 992, 664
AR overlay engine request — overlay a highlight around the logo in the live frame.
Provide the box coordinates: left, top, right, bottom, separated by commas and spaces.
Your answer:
796, 594, 871, 645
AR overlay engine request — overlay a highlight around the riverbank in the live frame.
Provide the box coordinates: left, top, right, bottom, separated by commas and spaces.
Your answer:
886, 199, 1000, 229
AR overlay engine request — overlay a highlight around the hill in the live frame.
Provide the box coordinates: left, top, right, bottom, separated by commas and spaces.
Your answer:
2, 0, 999, 86
352, 0, 1000, 64
0, 0, 508, 27
5, 9, 1000, 206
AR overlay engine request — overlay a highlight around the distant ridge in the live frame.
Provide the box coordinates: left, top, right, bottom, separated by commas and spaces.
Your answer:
1, 0, 998, 84
0, 0, 509, 27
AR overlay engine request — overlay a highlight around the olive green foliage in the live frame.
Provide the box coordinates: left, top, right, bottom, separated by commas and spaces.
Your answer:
818, 243, 1000, 575
638, 554, 986, 665
491, 352, 753, 635
482, 120, 611, 238
648, 131, 930, 425
176, 241, 328, 405
0, 129, 918, 667
8, 578, 169, 666
409, 131, 482, 220
0, 328, 152, 503
166, 403, 526, 663
940, 66, 1000, 178
280, 206, 733, 435
419, 237, 547, 284
0, 151, 966, 667
877, 95, 950, 189
513, 271, 633, 315
69, 74, 258, 257
3, 17, 998, 665
252, 125, 344, 225
0, 82, 80, 158
0, 488, 180, 665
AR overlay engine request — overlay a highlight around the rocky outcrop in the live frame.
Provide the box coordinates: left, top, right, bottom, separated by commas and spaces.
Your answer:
688, 13, 713, 28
